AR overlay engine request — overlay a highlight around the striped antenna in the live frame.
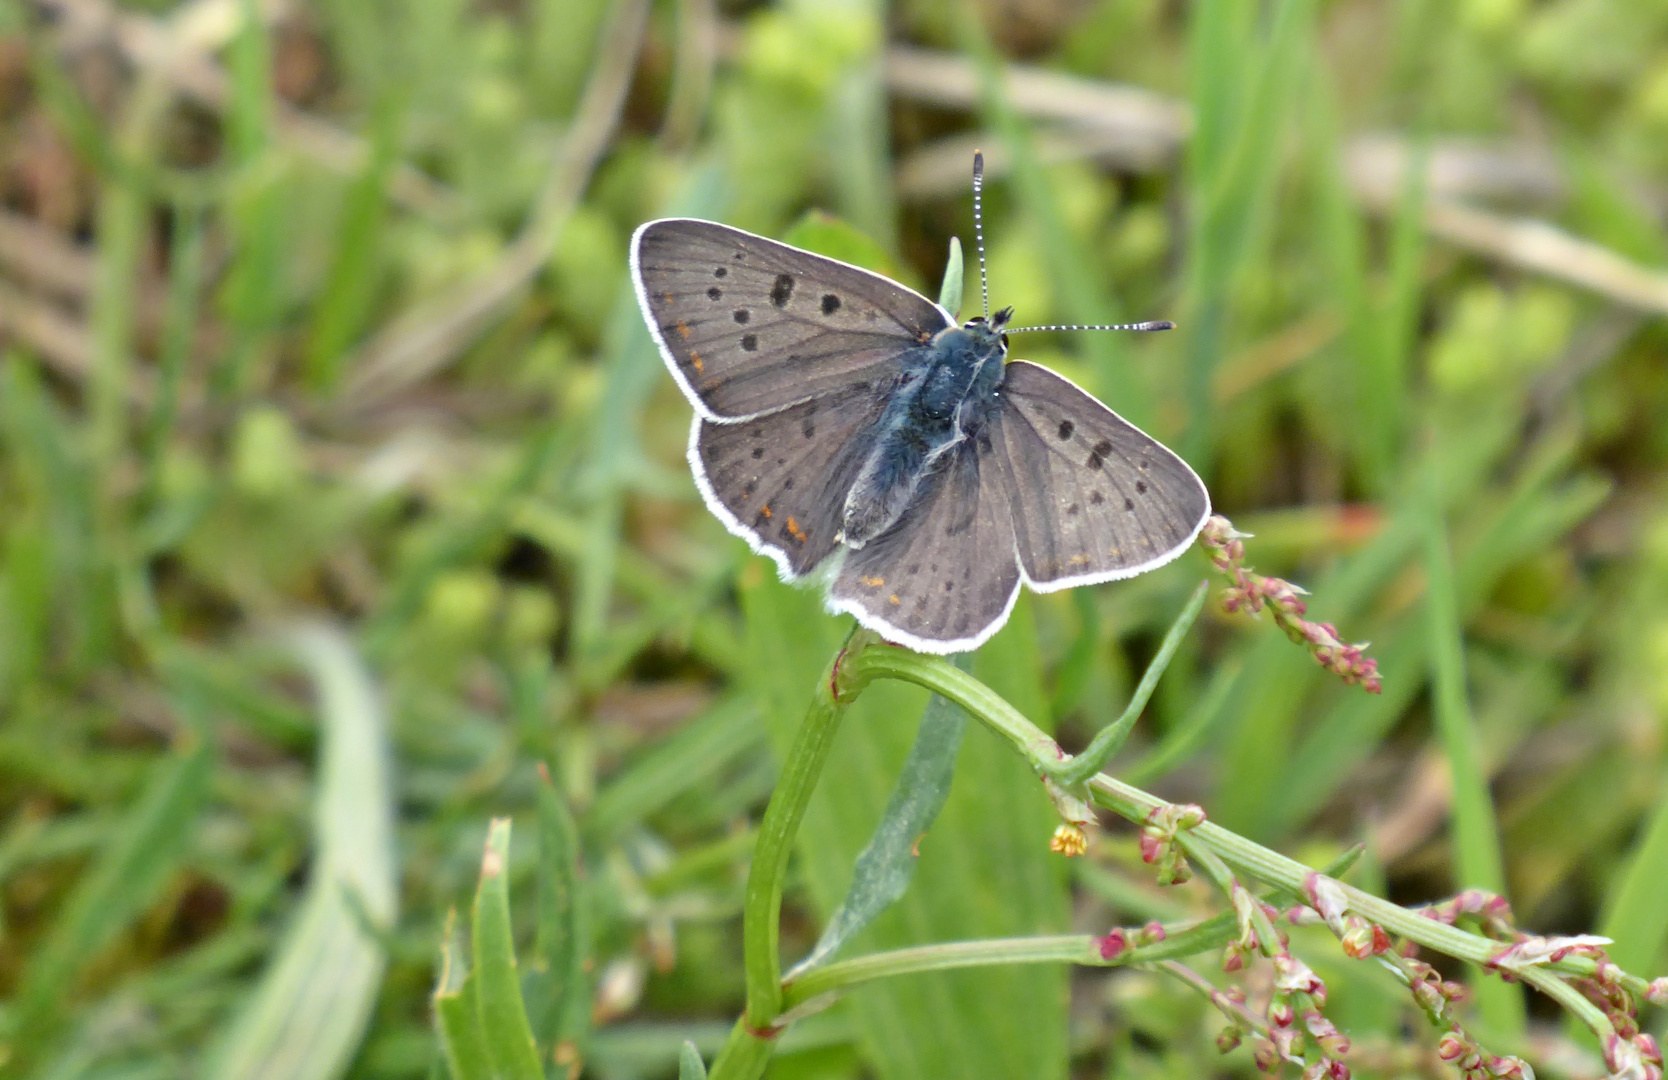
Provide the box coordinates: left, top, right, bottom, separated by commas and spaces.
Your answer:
971, 151, 991, 321
1006, 320, 1176, 334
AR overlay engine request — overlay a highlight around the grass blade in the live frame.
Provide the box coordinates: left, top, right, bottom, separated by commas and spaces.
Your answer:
1421, 453, 1524, 1036
471, 819, 544, 1080
5, 724, 212, 1061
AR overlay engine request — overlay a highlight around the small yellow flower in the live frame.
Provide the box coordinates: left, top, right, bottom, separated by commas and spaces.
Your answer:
1050, 824, 1088, 857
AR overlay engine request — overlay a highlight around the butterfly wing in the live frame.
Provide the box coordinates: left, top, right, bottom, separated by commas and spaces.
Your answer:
990, 360, 1209, 588
827, 436, 1021, 653
632, 218, 952, 420
691, 382, 892, 579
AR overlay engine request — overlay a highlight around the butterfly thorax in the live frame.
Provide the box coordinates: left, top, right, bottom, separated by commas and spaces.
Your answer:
838, 321, 1008, 549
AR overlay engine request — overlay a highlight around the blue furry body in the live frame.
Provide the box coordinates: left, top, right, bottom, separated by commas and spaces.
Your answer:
841, 322, 1008, 547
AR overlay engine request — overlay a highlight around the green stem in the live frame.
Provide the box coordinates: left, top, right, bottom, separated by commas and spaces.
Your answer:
1056, 581, 1209, 784
715, 625, 1635, 1077
722, 630, 871, 1077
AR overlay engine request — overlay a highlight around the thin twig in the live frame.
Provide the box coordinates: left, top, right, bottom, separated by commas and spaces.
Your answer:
338, 0, 650, 408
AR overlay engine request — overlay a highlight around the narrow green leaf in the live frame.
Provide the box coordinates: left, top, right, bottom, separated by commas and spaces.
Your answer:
1599, 783, 1668, 976
678, 1040, 709, 1080
1060, 581, 1208, 783
788, 656, 972, 977
471, 819, 544, 1080
207, 624, 399, 1080
937, 236, 964, 318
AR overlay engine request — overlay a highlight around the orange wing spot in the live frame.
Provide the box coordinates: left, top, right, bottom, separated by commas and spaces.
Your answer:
1068, 554, 1089, 567
888, 594, 902, 606
1107, 546, 1122, 558
760, 505, 772, 519
785, 516, 807, 542
690, 351, 704, 372
676, 321, 691, 340
662, 292, 673, 303
859, 575, 885, 588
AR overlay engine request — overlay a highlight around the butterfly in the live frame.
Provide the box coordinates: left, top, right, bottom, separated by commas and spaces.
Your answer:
629, 154, 1210, 654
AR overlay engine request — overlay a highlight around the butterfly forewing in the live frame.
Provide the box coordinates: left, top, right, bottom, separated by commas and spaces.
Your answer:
633, 219, 952, 419
828, 437, 1022, 653
692, 383, 891, 578
992, 360, 1209, 587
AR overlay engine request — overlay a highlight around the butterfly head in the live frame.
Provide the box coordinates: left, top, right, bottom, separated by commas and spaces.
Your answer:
962, 305, 1013, 350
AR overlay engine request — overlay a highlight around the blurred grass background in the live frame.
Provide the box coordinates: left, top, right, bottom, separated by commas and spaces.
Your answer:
0, 0, 1666, 1077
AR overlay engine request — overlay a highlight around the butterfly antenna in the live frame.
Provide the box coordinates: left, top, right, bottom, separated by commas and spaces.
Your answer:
1006, 321, 1176, 334
971, 151, 991, 321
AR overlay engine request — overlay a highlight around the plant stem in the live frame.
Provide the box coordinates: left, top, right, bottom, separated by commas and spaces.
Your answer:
711, 632, 871, 1080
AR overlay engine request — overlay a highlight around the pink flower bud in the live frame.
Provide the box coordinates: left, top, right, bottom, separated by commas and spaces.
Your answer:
1253, 1039, 1280, 1074
1138, 920, 1167, 945
1638, 1034, 1663, 1067
1216, 1026, 1243, 1054
1097, 928, 1128, 961
1647, 978, 1668, 1007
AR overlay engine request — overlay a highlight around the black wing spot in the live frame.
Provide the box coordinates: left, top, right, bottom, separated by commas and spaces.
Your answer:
1090, 492, 1104, 505
1087, 439, 1114, 471
783, 477, 795, 491
751, 447, 764, 459
1124, 498, 1135, 511
802, 421, 816, 438
821, 293, 841, 315
1087, 451, 1104, 470
1066, 503, 1080, 516
944, 581, 954, 593
743, 480, 756, 497
1093, 440, 1114, 457
771, 274, 795, 308
1135, 481, 1148, 494
1057, 419, 1074, 440
714, 267, 727, 278
1140, 458, 1151, 470
707, 286, 722, 300
906, 564, 919, 575
734, 308, 750, 324
741, 334, 758, 351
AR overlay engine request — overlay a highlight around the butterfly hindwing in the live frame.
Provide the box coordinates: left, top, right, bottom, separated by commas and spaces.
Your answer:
692, 383, 891, 578
828, 435, 1022, 652
991, 360, 1210, 588
632, 219, 951, 419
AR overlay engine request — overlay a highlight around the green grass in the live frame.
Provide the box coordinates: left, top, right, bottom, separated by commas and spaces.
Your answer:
2, 2, 1667, 1078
